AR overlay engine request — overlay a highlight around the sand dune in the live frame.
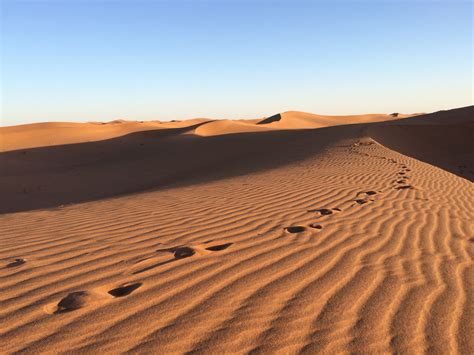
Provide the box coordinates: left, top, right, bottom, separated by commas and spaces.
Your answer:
369, 106, 474, 181
0, 118, 210, 152
0, 106, 473, 353
258, 111, 418, 129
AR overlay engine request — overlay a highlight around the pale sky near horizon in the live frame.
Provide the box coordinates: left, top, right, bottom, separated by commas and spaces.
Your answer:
1, 0, 473, 126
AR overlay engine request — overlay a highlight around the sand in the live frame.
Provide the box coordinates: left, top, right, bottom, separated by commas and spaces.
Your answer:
0, 106, 473, 353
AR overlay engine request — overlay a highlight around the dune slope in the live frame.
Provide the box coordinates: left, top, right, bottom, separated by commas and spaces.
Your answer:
0, 107, 473, 354
369, 106, 474, 181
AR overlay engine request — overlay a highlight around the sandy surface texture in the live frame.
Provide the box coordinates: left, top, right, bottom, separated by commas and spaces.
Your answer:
1, 106, 473, 353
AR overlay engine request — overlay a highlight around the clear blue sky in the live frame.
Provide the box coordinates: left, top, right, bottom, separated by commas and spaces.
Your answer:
1, 0, 472, 126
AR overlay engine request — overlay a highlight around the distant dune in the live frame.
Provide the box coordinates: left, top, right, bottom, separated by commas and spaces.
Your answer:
0, 112, 418, 151
0, 106, 473, 353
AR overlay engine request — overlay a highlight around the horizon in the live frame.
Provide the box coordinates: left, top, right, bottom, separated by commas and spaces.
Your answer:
2, 106, 473, 129
1, 0, 473, 126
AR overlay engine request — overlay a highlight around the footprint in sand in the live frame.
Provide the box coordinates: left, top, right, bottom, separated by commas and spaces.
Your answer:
353, 191, 379, 206
395, 185, 414, 190
308, 208, 341, 216
108, 282, 143, 297
309, 224, 323, 230
308, 208, 332, 215
166, 243, 234, 259
284, 226, 307, 233
172, 246, 197, 259
132, 242, 234, 274
53, 291, 107, 313
6, 258, 26, 268
357, 190, 377, 197
205, 243, 233, 251
49, 282, 143, 314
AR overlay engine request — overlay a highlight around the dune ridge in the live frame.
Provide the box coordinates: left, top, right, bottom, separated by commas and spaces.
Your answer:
0, 106, 473, 353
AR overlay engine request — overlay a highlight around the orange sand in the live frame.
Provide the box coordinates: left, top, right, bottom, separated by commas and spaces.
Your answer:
0, 106, 472, 353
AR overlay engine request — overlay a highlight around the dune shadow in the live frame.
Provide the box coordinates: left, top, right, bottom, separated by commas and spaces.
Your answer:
1, 106, 472, 214
257, 113, 282, 124
0, 123, 361, 214
368, 106, 474, 182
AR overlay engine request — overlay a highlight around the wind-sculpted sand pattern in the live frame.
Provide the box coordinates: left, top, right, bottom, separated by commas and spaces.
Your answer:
1, 115, 473, 353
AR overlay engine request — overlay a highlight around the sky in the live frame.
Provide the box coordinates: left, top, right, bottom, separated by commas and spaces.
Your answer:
0, 0, 472, 126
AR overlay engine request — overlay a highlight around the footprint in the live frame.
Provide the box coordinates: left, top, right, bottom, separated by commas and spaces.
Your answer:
308, 208, 333, 216
332, 207, 342, 211
132, 243, 233, 275
395, 185, 413, 190
172, 246, 197, 259
285, 226, 307, 233
50, 282, 143, 314
6, 258, 26, 268
355, 199, 369, 205
53, 290, 108, 314
170, 243, 233, 258
205, 243, 233, 251
108, 282, 142, 297
309, 224, 323, 230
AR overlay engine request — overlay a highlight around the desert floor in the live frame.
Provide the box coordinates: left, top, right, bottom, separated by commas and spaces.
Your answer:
1, 106, 473, 354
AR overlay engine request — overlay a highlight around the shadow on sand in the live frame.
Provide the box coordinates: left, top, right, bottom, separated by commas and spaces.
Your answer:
1, 106, 472, 214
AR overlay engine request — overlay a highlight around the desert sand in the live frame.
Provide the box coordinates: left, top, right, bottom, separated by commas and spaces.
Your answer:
0, 106, 473, 353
